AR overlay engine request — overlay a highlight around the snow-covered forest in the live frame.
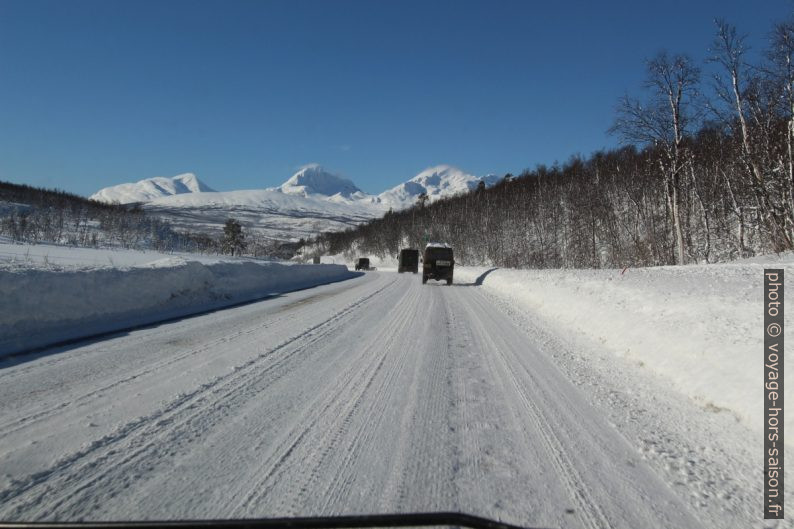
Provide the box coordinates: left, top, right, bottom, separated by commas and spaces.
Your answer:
0, 181, 301, 258
311, 20, 794, 268
0, 180, 213, 251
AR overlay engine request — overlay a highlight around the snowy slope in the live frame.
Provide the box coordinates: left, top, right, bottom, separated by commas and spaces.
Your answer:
90, 173, 215, 204
143, 188, 387, 241
147, 188, 379, 213
276, 164, 501, 207
276, 164, 363, 199
376, 165, 501, 209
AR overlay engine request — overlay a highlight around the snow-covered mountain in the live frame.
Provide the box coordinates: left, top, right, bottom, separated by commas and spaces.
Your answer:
144, 188, 385, 241
277, 164, 364, 200
90, 173, 215, 204
375, 165, 501, 209
89, 164, 500, 241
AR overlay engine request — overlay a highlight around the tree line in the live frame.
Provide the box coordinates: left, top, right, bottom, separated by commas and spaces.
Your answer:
307, 17, 794, 268
0, 180, 292, 257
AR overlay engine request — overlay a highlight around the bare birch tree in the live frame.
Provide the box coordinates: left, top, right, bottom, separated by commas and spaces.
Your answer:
611, 52, 700, 264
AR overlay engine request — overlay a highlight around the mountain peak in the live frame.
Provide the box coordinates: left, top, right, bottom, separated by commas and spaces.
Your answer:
170, 173, 211, 193
377, 164, 498, 208
410, 165, 474, 187
90, 173, 215, 204
278, 164, 362, 198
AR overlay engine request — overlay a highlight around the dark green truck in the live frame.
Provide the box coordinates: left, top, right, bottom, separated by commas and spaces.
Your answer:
422, 244, 454, 285
398, 248, 419, 273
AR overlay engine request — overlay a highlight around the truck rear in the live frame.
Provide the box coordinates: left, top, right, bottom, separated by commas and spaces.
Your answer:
398, 249, 419, 273
422, 244, 454, 285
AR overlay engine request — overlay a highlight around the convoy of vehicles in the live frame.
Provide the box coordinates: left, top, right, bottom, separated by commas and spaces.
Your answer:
355, 244, 453, 285
356, 242, 455, 285
398, 248, 419, 273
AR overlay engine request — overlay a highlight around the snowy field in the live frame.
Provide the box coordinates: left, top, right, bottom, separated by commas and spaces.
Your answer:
0, 241, 355, 356
143, 196, 379, 241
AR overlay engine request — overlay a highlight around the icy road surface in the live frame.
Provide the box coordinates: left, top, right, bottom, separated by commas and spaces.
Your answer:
1, 271, 708, 528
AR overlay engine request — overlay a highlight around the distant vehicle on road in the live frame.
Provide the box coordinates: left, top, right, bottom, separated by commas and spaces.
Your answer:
422, 243, 454, 285
355, 257, 371, 271
398, 248, 419, 273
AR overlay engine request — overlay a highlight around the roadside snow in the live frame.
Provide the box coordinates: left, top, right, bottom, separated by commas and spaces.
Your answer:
0, 239, 227, 269
0, 243, 356, 356
455, 255, 794, 446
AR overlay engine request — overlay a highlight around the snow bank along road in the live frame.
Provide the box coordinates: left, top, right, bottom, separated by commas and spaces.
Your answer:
0, 251, 354, 356
0, 271, 769, 528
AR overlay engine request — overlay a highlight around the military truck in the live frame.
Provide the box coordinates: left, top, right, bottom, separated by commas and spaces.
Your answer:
422, 243, 454, 285
355, 257, 371, 271
398, 248, 419, 273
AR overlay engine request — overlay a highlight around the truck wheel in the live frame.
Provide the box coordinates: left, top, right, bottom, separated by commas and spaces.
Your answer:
422, 275, 428, 284
447, 278, 453, 286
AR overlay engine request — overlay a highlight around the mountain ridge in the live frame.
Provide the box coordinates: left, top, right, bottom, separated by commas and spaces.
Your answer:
91, 164, 499, 209
90, 173, 215, 204
89, 165, 501, 241
375, 164, 500, 209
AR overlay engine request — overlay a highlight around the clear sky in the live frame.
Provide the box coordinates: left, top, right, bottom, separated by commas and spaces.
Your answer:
1, 0, 791, 196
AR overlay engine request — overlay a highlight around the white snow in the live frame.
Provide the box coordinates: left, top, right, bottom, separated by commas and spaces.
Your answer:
142, 188, 387, 241
0, 238, 222, 268
0, 242, 355, 356
454, 254, 794, 447
375, 165, 501, 209
0, 270, 779, 527
146, 187, 379, 214
277, 164, 362, 198
90, 173, 215, 204
84, 165, 501, 242
88, 165, 502, 215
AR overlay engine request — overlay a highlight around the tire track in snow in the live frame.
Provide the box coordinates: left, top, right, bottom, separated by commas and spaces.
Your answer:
308, 277, 431, 515
375, 285, 458, 513
0, 276, 399, 520
234, 276, 422, 516
455, 287, 706, 529
1, 272, 707, 527
317, 278, 448, 515
0, 279, 378, 439
0, 321, 283, 440
457, 289, 611, 529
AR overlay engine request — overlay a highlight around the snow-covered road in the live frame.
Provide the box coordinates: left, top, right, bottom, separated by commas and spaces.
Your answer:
0, 271, 732, 528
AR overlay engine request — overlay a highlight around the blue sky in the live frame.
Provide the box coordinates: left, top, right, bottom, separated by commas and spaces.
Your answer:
0, 0, 791, 196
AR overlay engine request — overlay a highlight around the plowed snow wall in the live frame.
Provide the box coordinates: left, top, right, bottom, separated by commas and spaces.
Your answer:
0, 261, 354, 356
